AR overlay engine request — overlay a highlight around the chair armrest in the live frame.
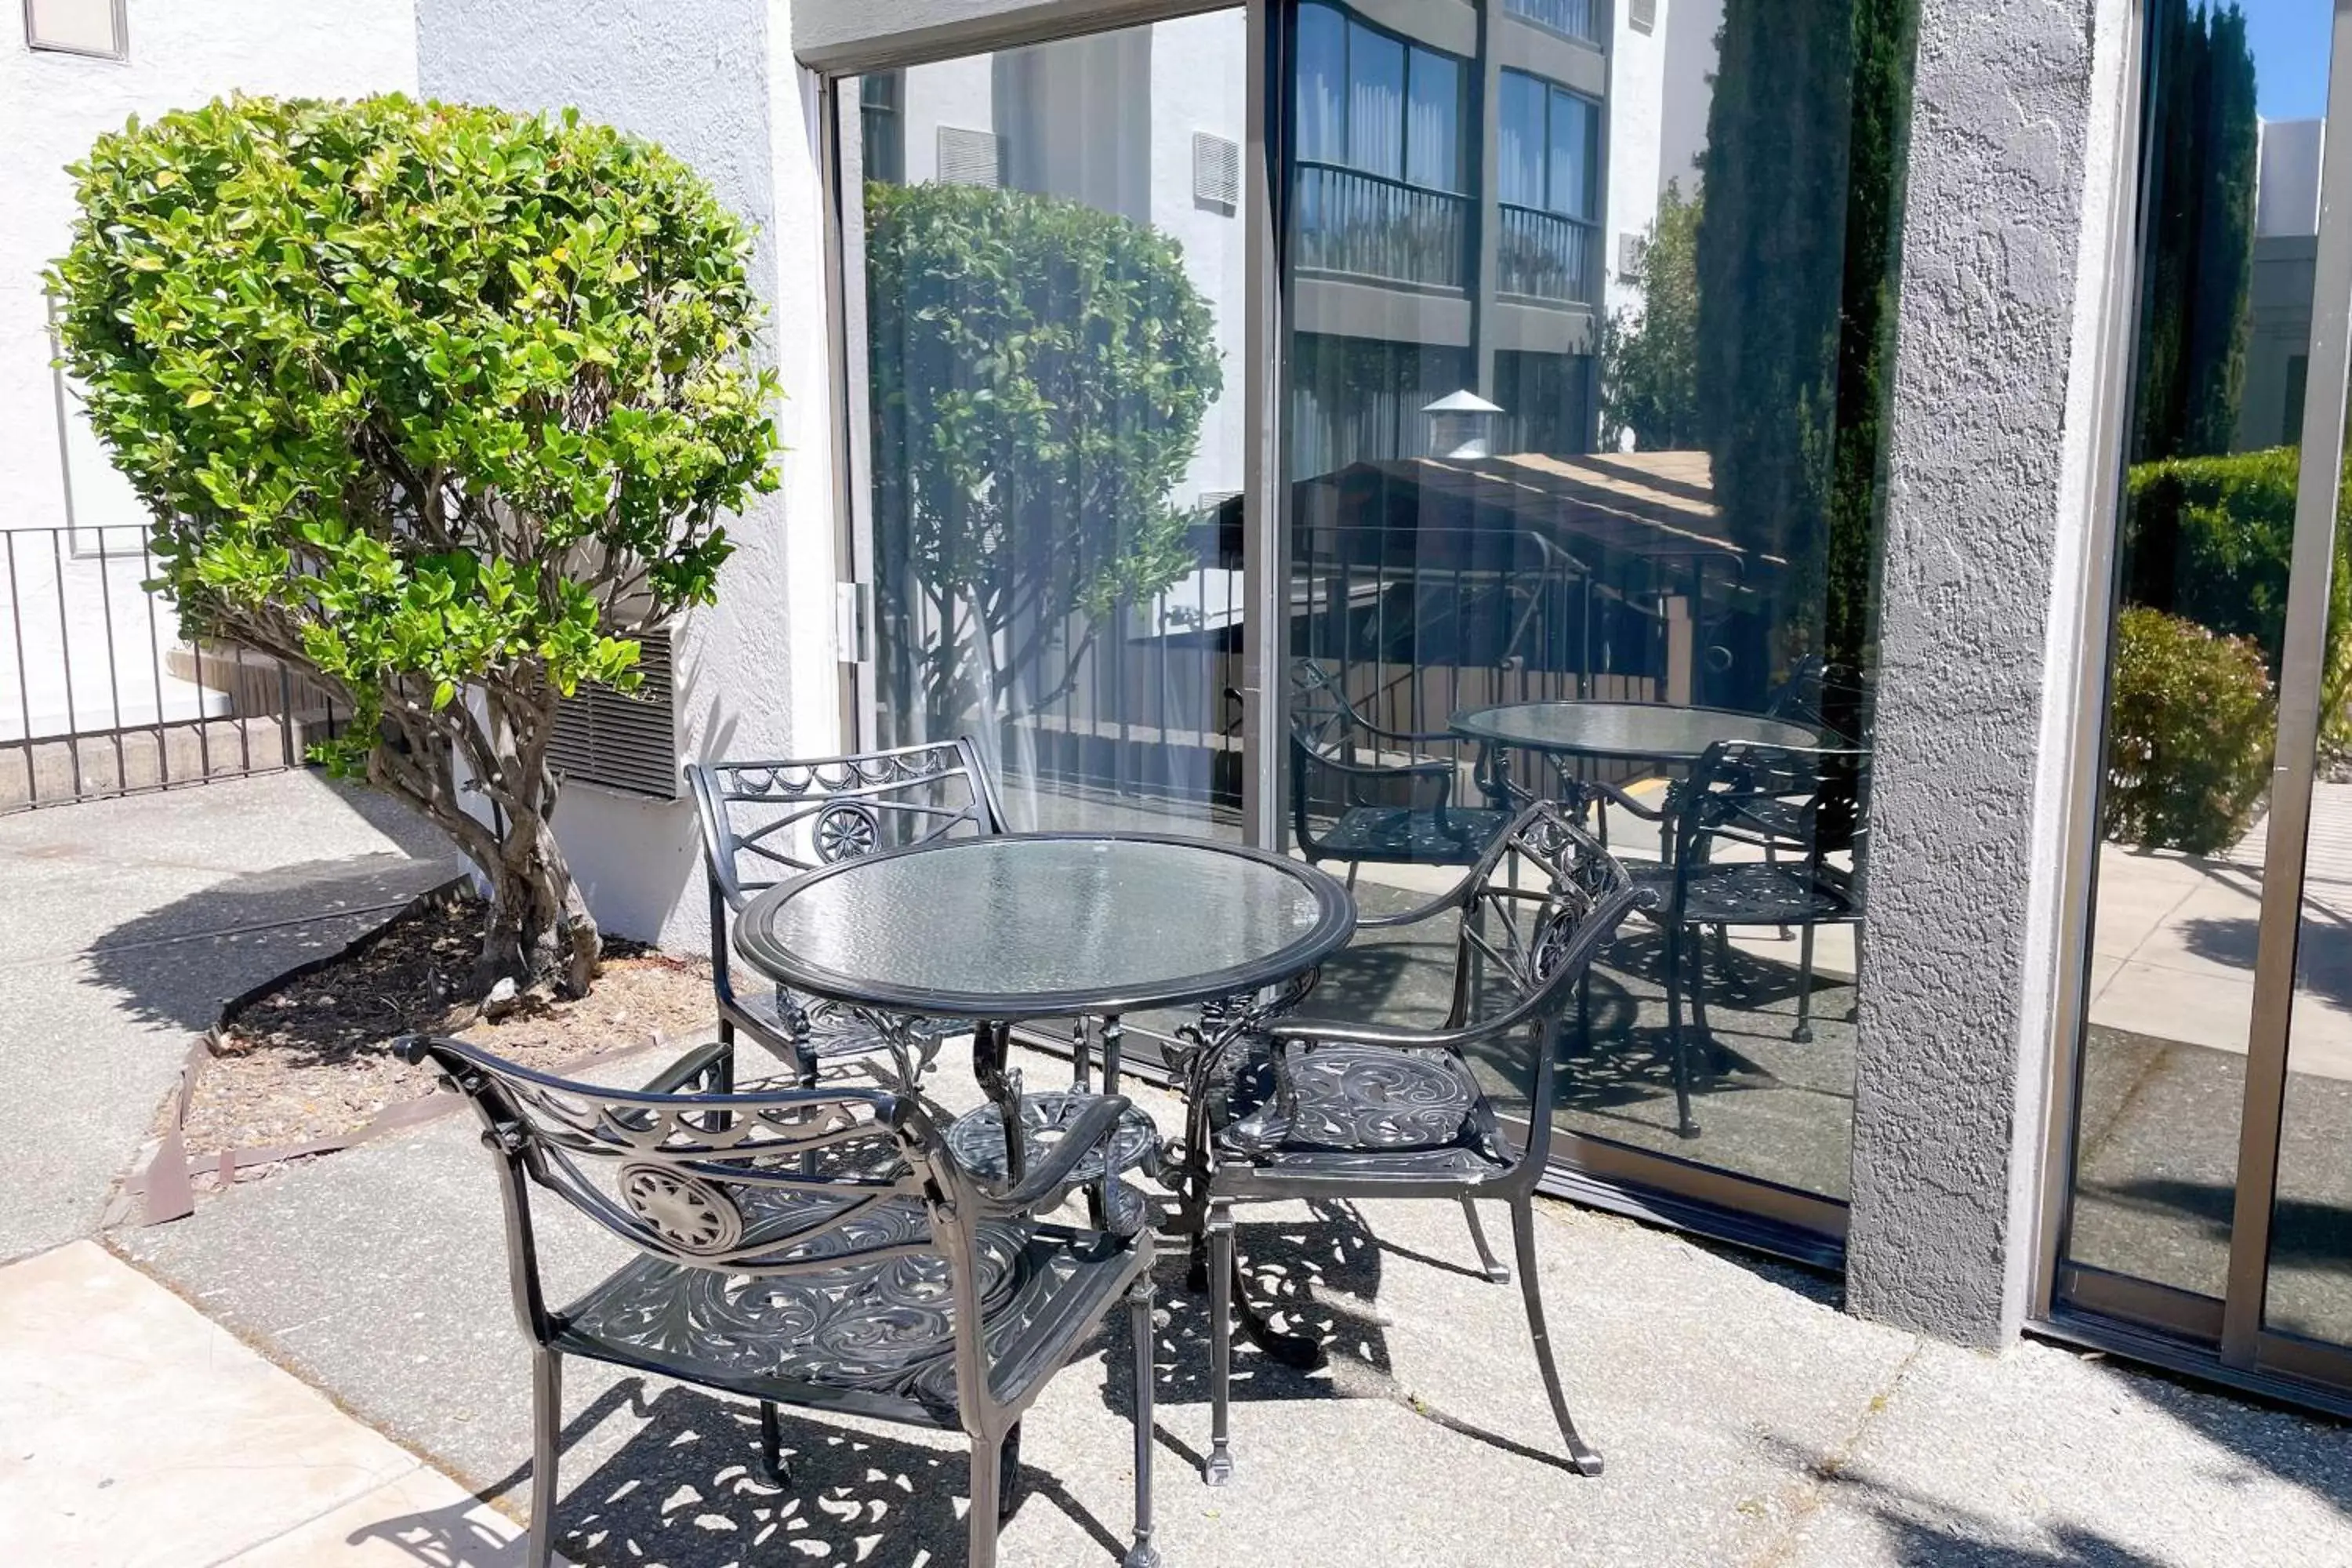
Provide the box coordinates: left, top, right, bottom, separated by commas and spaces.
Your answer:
1262, 1016, 1459, 1051
640, 1040, 735, 1095
1591, 780, 1667, 821
1355, 875, 1475, 930
968, 1094, 1138, 1216
1303, 749, 1454, 782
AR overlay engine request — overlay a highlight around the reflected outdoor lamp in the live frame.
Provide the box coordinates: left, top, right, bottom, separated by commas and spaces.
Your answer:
1424, 389, 1505, 459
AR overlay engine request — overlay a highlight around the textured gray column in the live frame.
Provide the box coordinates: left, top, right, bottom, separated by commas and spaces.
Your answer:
1847, 0, 2124, 1345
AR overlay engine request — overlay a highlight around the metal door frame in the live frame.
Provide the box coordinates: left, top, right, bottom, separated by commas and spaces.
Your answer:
2038, 0, 2352, 1411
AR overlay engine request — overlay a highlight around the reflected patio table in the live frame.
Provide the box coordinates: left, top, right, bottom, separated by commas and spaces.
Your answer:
732, 833, 1357, 1214
1450, 699, 1825, 766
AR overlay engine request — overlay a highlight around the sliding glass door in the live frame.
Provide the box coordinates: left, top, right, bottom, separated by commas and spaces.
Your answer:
841, 10, 1249, 840
2053, 0, 2352, 1409
1276, 0, 1918, 1245
833, 0, 1925, 1255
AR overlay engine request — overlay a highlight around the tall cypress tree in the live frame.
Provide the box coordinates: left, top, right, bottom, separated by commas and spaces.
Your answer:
1694, 0, 1919, 695
2132, 1, 2259, 463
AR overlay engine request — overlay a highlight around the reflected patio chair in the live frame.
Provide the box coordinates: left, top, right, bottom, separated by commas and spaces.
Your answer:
402, 1033, 1163, 1568
1628, 740, 1867, 1138
686, 741, 1006, 1086
1288, 659, 1514, 888
1170, 803, 1641, 1483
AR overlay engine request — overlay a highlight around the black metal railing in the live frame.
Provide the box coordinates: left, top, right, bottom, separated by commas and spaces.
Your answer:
1504, 0, 1605, 46
0, 522, 347, 812
1496, 203, 1597, 306
1292, 161, 1472, 293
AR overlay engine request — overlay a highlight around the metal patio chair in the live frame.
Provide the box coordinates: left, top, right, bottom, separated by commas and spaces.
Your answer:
1287, 659, 1514, 888
686, 740, 1007, 1085
1626, 739, 1867, 1138
1167, 802, 1641, 1483
404, 1032, 1163, 1568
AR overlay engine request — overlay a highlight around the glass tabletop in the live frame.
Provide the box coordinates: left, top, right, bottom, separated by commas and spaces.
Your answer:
735, 833, 1358, 1018
1450, 700, 1827, 763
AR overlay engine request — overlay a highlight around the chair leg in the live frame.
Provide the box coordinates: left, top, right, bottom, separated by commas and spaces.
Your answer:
1510, 1196, 1603, 1478
528, 1347, 562, 1568
1344, 860, 1360, 892
1793, 924, 1818, 1044
1102, 1015, 1126, 1096
1125, 1279, 1163, 1568
967, 1431, 1003, 1568
1461, 1193, 1509, 1283
997, 1422, 1022, 1524
1664, 924, 1697, 1138
757, 1400, 789, 1486
1205, 1199, 1236, 1486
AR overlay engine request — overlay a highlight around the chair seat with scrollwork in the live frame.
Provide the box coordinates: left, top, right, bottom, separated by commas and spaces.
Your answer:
686, 740, 1008, 1084
403, 1032, 1165, 1568
1210, 1040, 1507, 1185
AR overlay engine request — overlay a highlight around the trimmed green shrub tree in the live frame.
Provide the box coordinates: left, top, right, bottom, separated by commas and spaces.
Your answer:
51, 96, 779, 995
2103, 607, 2274, 854
863, 180, 1220, 740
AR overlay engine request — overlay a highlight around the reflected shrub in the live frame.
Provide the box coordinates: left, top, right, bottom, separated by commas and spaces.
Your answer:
2103, 607, 2274, 855
2122, 446, 2352, 746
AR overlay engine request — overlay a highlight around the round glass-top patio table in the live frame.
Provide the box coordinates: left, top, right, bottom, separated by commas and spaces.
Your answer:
735, 833, 1356, 1227
1450, 699, 1827, 764
734, 832, 1357, 1020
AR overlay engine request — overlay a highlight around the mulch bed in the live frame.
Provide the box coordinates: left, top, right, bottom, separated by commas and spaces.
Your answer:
170, 892, 720, 1162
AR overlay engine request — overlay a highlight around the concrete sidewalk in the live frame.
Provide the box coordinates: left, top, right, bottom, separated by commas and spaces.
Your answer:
115, 1042, 2352, 1568
0, 1240, 539, 1567
0, 770, 456, 1264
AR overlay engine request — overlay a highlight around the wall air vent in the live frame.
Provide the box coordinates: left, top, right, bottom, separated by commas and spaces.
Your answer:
1629, 0, 1658, 34
1618, 232, 1649, 278
1193, 132, 1241, 211
550, 627, 680, 800
936, 126, 1004, 187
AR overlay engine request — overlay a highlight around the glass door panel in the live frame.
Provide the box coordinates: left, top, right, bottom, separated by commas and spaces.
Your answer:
848, 10, 1249, 841
1278, 0, 1918, 1216
2059, 0, 2352, 1370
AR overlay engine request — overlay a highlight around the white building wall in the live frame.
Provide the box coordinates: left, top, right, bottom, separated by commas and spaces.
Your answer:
900, 57, 995, 185
1146, 9, 1249, 512
1655, 0, 1719, 199
1603, 0, 1669, 323
0, 0, 417, 742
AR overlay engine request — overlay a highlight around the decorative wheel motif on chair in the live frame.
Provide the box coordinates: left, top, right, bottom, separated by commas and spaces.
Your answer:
814, 802, 881, 862
619, 1163, 746, 1255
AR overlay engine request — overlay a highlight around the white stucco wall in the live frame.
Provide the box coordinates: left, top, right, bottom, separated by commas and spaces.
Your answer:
0, 0, 416, 739
418, 0, 840, 951
1655, 0, 1718, 198
1602, 0, 1668, 323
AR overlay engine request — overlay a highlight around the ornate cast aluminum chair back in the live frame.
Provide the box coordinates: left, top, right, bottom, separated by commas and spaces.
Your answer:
1284, 658, 1513, 879
407, 1033, 1164, 1568
1179, 801, 1639, 1486
1639, 738, 1869, 1137
684, 739, 1008, 1083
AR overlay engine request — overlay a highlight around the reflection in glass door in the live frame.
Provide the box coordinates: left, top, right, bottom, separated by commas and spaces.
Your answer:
1276, 0, 1918, 1241
844, 11, 1248, 841
2056, 0, 2352, 1410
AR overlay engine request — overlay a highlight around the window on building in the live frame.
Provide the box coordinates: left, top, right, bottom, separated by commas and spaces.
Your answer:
1498, 67, 1600, 220
24, 0, 125, 58
859, 72, 904, 184
1295, 2, 1467, 192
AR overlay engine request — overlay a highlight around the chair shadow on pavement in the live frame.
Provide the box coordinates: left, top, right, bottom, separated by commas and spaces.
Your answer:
350, 1379, 1133, 1568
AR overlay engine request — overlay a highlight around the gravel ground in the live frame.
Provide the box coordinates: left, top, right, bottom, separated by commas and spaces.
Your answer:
174, 895, 717, 1160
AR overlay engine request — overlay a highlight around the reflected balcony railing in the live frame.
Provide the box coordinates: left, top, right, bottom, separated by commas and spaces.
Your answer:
1496, 203, 1595, 307
1503, 0, 1604, 46
1292, 161, 1472, 294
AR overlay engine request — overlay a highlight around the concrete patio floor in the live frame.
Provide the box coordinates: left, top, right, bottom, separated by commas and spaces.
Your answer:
0, 769, 459, 1265
111, 1040, 2352, 1568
